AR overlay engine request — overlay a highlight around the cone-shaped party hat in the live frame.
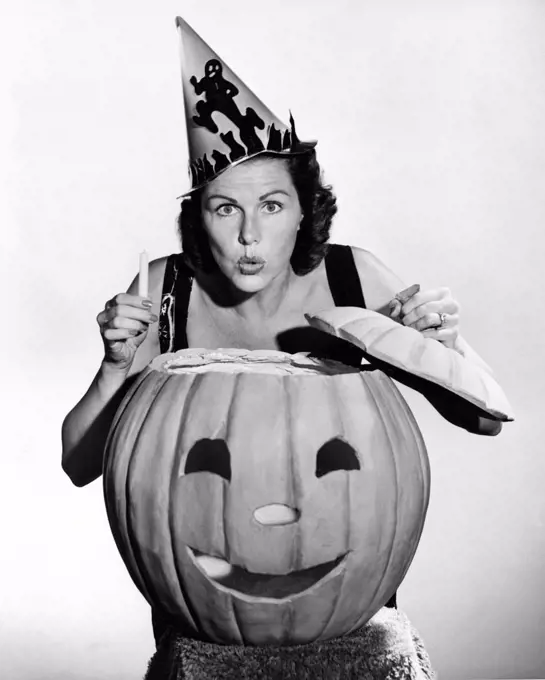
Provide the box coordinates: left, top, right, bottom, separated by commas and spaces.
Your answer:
175, 17, 316, 194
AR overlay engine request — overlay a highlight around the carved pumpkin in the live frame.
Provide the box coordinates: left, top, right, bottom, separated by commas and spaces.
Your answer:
103, 348, 430, 645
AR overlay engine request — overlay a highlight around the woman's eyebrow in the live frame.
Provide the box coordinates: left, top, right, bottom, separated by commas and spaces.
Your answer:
206, 190, 290, 204
206, 194, 239, 204
259, 189, 290, 200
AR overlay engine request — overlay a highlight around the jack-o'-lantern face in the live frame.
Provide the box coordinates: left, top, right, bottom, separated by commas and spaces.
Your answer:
182, 436, 360, 598
104, 350, 430, 645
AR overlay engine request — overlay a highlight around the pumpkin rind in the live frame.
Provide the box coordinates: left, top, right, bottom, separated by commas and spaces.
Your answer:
103, 350, 430, 645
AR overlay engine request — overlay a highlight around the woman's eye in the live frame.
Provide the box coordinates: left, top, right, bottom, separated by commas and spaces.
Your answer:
262, 202, 282, 214
216, 204, 238, 217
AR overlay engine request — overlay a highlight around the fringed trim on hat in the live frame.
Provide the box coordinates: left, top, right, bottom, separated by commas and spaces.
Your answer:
186, 113, 315, 194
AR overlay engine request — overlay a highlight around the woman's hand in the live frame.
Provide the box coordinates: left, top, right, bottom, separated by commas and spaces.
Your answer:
390, 285, 460, 349
96, 293, 158, 371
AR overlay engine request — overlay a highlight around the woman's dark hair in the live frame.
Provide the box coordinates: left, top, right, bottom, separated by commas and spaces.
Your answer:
177, 150, 338, 276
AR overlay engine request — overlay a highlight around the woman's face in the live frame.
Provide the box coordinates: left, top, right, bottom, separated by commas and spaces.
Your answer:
200, 157, 302, 294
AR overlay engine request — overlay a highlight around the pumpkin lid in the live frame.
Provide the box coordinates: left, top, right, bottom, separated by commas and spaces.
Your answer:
305, 307, 514, 422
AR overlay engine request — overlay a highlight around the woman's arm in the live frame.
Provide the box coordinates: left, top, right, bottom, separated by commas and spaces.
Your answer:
351, 246, 503, 436
61, 258, 167, 487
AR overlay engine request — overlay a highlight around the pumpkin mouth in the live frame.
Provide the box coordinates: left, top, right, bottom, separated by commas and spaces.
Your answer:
188, 547, 348, 598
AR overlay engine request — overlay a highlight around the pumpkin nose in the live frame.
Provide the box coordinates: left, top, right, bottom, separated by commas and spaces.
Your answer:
253, 503, 299, 526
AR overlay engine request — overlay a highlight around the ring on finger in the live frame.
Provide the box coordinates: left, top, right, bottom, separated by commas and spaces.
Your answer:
436, 312, 447, 328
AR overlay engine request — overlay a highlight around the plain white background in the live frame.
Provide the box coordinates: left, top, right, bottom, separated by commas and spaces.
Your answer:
2, 1, 544, 678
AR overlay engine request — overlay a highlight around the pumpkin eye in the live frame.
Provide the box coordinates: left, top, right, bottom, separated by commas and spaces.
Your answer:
315, 438, 360, 478
185, 438, 231, 482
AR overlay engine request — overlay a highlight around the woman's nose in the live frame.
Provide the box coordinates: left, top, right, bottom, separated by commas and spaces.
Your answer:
238, 213, 260, 245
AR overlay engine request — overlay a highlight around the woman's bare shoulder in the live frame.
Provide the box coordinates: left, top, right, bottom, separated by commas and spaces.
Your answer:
349, 246, 406, 313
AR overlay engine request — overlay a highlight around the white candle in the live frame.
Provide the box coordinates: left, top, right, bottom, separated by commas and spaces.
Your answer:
138, 250, 149, 298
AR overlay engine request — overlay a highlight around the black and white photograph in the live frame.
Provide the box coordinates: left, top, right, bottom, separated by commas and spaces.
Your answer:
3, 1, 544, 678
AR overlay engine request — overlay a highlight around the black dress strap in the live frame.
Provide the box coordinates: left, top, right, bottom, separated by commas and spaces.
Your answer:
158, 254, 193, 354
319, 244, 367, 368
324, 244, 366, 309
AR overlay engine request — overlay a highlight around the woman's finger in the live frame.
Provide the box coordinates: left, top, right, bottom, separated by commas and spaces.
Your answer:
401, 287, 453, 317
106, 304, 157, 324
389, 284, 419, 321
402, 298, 459, 327
103, 327, 148, 342
108, 315, 151, 332
99, 291, 154, 326
408, 312, 459, 333
105, 293, 153, 311
98, 308, 156, 331
389, 298, 403, 319
402, 300, 443, 327
420, 326, 459, 348
395, 284, 420, 304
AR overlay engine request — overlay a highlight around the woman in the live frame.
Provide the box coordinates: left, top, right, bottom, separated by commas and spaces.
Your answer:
61, 147, 500, 486
61, 16, 503, 678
